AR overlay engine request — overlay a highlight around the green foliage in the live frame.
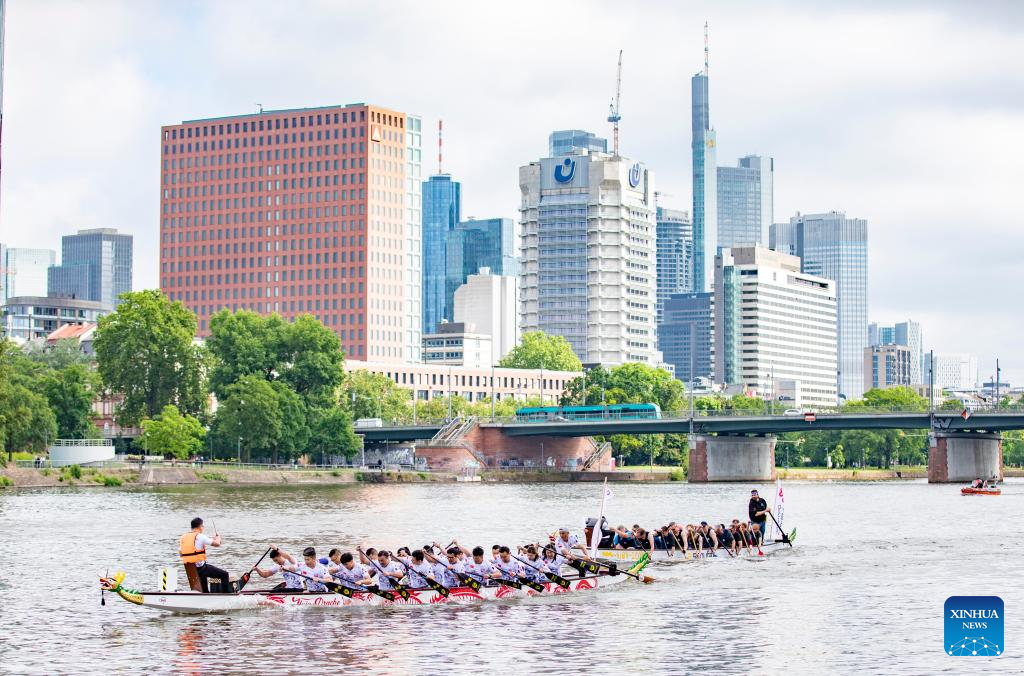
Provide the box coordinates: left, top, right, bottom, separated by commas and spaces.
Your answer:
272, 381, 309, 463
141, 405, 206, 460
344, 370, 412, 422
206, 311, 344, 408
20, 338, 94, 370
499, 331, 583, 372
66, 465, 83, 480
0, 476, 13, 487
213, 376, 284, 462
95, 474, 123, 487
94, 290, 207, 426
198, 471, 228, 482
845, 387, 928, 412
0, 381, 58, 461
43, 364, 99, 439
309, 407, 361, 460
669, 468, 686, 481
1003, 431, 1024, 467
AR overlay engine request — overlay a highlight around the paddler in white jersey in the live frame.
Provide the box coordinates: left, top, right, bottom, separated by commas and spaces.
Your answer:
492, 546, 525, 581
365, 549, 405, 591
517, 545, 550, 583
424, 544, 464, 588
457, 543, 500, 584
328, 552, 374, 590
397, 549, 438, 589
252, 546, 304, 591
540, 545, 564, 575
296, 546, 330, 591
551, 526, 592, 562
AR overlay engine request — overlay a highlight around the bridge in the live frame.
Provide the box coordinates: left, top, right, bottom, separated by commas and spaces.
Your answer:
363, 410, 1024, 482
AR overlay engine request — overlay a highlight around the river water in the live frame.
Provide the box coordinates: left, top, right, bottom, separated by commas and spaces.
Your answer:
0, 480, 1020, 674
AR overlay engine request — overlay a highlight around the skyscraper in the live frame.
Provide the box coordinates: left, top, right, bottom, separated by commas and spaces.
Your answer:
453, 269, 519, 365
655, 206, 692, 324
421, 174, 461, 333
925, 353, 979, 391
691, 27, 717, 293
47, 228, 133, 310
549, 130, 608, 156
714, 246, 838, 408
717, 155, 773, 249
158, 103, 421, 363
520, 134, 662, 366
864, 344, 912, 390
770, 211, 869, 400
870, 319, 923, 384
658, 292, 712, 384
1, 245, 55, 303
445, 217, 516, 322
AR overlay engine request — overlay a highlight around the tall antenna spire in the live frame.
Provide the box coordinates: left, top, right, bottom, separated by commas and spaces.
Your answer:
438, 119, 443, 175
704, 21, 709, 75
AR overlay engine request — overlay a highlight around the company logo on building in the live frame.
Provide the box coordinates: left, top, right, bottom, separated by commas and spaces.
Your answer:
944, 596, 1003, 656
370, 124, 382, 143
554, 158, 576, 183
628, 162, 642, 188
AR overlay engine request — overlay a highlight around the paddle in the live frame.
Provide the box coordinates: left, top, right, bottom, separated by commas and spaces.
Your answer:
512, 553, 570, 589
667, 529, 686, 558
235, 547, 272, 593
101, 567, 108, 606
767, 511, 792, 546
289, 569, 356, 598
360, 550, 411, 601
494, 560, 544, 593
395, 557, 450, 598
426, 544, 482, 592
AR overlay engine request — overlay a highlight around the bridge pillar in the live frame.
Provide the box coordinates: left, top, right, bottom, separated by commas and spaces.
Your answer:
928, 432, 1002, 483
688, 435, 776, 482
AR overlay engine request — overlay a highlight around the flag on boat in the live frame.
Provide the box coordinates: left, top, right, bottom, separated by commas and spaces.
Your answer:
961, 407, 971, 421
589, 479, 613, 557
765, 479, 785, 541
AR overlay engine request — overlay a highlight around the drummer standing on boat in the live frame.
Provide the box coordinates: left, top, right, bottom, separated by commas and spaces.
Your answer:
748, 490, 770, 542
180, 517, 231, 593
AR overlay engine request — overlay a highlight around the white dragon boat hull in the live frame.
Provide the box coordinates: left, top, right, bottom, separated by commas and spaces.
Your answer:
101, 572, 637, 614
595, 529, 796, 563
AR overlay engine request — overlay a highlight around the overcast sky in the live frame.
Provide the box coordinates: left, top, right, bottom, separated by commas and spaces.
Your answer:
2, 1, 1022, 381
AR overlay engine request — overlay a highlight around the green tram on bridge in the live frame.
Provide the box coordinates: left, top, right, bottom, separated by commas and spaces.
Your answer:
514, 403, 662, 423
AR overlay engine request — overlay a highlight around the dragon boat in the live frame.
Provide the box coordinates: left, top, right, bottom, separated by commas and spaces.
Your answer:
593, 529, 796, 564
99, 557, 650, 614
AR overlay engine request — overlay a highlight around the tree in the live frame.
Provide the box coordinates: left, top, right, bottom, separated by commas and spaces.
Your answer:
141, 405, 206, 460
846, 387, 928, 412
309, 407, 361, 461
276, 315, 345, 408
94, 290, 207, 426
271, 381, 309, 463
499, 331, 582, 372
213, 376, 283, 462
0, 383, 57, 461
344, 370, 412, 422
20, 338, 95, 370
206, 310, 283, 399
43, 364, 99, 439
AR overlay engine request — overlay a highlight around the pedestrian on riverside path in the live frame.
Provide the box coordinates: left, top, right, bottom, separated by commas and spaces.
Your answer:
748, 489, 770, 541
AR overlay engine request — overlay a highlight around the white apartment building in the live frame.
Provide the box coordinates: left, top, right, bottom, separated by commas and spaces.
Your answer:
453, 268, 519, 365
714, 246, 838, 408
422, 321, 492, 368
519, 139, 662, 366
925, 353, 979, 391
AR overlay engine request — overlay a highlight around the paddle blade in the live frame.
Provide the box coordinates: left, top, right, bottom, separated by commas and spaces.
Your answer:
544, 572, 571, 589
456, 573, 482, 592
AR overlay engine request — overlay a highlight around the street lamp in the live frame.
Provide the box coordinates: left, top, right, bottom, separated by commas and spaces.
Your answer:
237, 437, 242, 465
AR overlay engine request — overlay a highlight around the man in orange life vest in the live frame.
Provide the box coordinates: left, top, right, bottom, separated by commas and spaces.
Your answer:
180, 517, 230, 593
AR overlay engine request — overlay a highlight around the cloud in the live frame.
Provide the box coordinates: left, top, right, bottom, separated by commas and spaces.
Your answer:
2, 0, 1022, 381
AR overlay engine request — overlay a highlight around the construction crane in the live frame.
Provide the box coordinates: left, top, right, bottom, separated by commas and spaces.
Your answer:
607, 49, 623, 156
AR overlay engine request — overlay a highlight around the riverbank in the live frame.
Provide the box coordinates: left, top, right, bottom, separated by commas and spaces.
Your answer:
2, 463, 1019, 489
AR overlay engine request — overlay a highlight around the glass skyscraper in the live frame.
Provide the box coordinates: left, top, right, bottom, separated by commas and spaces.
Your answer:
549, 129, 607, 156
655, 206, 692, 324
46, 228, 132, 310
1, 245, 55, 304
770, 212, 869, 400
717, 155, 773, 249
870, 319, 923, 384
659, 292, 712, 383
445, 217, 516, 322
691, 69, 717, 293
421, 174, 461, 334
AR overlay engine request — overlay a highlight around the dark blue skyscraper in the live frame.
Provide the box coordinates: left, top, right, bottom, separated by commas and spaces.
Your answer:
445, 217, 516, 322
47, 228, 132, 310
421, 175, 461, 334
